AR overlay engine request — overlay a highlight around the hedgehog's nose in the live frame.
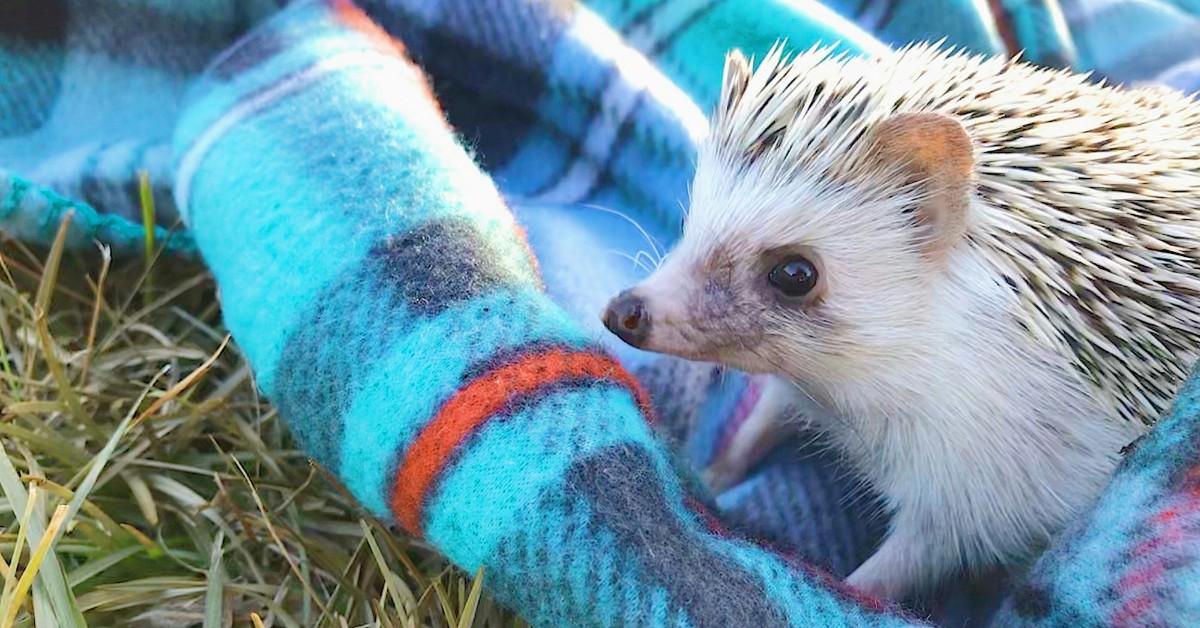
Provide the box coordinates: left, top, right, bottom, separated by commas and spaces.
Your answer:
603, 290, 651, 348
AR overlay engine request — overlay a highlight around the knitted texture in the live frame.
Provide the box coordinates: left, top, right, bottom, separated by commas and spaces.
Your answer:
2, 1, 1200, 626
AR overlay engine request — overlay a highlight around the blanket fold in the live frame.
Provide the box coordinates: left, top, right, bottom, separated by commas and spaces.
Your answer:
2, 0, 1200, 626
173, 2, 921, 625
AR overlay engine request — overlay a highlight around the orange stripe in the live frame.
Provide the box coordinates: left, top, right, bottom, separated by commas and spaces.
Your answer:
331, 0, 407, 57
329, 0, 445, 117
511, 224, 545, 290
391, 348, 655, 535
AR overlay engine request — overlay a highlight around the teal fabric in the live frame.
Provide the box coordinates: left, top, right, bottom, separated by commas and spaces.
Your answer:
172, 2, 922, 625
821, 0, 1006, 57
583, 0, 886, 109
2, 1, 1200, 626
994, 365, 1200, 625
0, 173, 195, 255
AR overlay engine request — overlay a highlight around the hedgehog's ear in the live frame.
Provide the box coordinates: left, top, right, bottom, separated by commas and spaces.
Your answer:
869, 112, 974, 264
720, 49, 752, 116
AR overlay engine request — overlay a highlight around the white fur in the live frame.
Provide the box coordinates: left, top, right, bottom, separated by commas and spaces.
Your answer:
614, 44, 1200, 600
814, 241, 1138, 598
691, 220, 1142, 599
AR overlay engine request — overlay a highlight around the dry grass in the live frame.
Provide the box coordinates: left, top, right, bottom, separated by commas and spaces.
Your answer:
0, 211, 523, 627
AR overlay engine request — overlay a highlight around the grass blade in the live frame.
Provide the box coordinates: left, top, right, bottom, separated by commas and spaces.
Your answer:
32, 212, 71, 316
1, 504, 69, 628
203, 530, 225, 628
138, 171, 156, 305
0, 424, 85, 467
134, 335, 230, 425
66, 546, 141, 588
33, 213, 91, 434
432, 576, 458, 627
79, 244, 111, 383
361, 520, 416, 619
227, 456, 328, 617
456, 567, 485, 628
0, 445, 85, 628
0, 485, 39, 612
122, 472, 158, 526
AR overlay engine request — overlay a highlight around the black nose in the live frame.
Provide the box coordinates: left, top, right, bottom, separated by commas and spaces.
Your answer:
603, 290, 651, 348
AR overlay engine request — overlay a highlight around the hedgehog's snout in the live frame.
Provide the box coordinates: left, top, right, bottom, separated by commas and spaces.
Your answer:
602, 289, 651, 348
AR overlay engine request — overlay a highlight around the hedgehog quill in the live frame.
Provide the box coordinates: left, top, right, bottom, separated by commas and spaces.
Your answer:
602, 43, 1200, 600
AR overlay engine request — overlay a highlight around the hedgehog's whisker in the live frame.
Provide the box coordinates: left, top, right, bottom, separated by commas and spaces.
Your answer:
606, 249, 655, 275
633, 249, 661, 271
581, 203, 665, 266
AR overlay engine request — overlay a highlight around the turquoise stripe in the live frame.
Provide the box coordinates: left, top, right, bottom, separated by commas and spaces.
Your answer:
174, 1, 393, 155
180, 66, 529, 390
584, 0, 885, 111
1047, 469, 1160, 602
0, 171, 194, 255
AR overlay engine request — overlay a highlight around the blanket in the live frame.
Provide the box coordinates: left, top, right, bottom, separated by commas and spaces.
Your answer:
2, 0, 1200, 626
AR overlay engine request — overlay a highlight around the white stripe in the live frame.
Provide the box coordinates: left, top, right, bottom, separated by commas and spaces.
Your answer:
174, 50, 413, 223
527, 8, 707, 205
28, 142, 106, 189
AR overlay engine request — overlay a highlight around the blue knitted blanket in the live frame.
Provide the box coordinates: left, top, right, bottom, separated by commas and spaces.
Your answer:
2, 1, 1200, 626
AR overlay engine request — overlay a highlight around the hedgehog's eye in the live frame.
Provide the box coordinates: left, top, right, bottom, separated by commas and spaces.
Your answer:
768, 257, 818, 298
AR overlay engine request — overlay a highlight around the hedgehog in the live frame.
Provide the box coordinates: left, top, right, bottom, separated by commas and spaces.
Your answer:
600, 43, 1200, 601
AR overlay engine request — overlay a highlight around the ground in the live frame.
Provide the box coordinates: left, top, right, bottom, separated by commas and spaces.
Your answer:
0, 217, 521, 627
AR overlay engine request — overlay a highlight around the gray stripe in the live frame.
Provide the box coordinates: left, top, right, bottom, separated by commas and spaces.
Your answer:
567, 446, 787, 628
272, 218, 534, 472
68, 0, 245, 73
0, 1, 67, 136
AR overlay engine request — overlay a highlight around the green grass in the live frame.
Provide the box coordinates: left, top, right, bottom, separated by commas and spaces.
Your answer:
0, 213, 524, 627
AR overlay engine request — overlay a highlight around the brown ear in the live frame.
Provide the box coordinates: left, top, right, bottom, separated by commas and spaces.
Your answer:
870, 112, 974, 263
720, 49, 752, 116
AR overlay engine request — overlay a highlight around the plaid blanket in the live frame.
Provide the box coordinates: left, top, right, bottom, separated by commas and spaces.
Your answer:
2, 0, 1200, 626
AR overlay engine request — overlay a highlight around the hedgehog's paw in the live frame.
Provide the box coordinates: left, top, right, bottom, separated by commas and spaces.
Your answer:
845, 522, 947, 602
702, 453, 751, 495
702, 375, 798, 495
845, 558, 904, 601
